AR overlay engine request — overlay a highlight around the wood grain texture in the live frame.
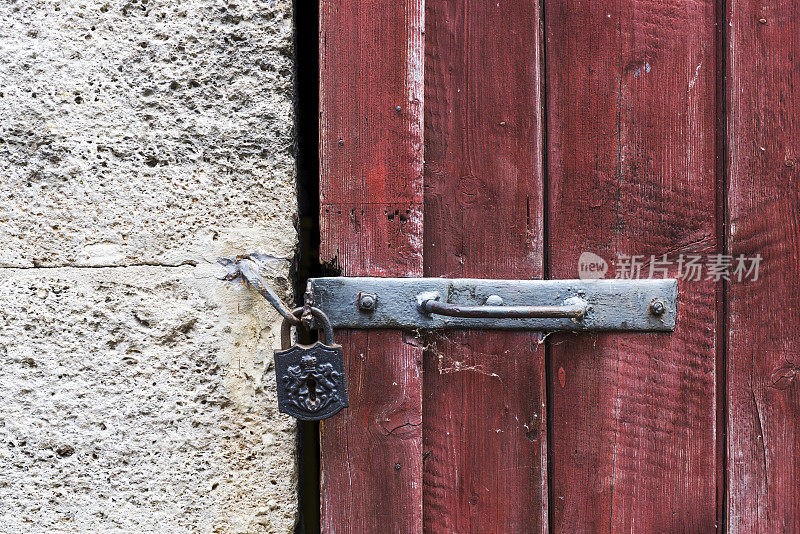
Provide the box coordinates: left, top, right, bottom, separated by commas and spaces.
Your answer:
422, 333, 548, 533
321, 330, 424, 532
727, 3, 800, 531
544, 1, 718, 531
319, 0, 425, 278
422, 0, 547, 531
319, 0, 424, 531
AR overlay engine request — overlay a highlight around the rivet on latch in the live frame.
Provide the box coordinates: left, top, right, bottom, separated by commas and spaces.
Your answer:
485, 295, 504, 306
357, 292, 378, 312
649, 298, 666, 316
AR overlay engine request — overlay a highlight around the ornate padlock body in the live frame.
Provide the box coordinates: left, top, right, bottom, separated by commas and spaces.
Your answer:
274, 341, 348, 420
274, 307, 348, 421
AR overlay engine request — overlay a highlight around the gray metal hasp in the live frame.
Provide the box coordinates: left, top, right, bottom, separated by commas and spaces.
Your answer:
309, 278, 677, 332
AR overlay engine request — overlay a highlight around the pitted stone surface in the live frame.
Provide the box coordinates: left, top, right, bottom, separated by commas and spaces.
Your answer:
0, 0, 298, 532
0, 0, 295, 268
0, 265, 297, 532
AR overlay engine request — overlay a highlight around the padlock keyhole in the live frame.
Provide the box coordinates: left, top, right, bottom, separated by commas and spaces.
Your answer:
307, 378, 318, 404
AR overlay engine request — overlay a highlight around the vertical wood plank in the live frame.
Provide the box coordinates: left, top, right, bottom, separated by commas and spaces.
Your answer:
423, 0, 547, 532
545, 1, 718, 531
727, 3, 800, 531
319, 0, 424, 531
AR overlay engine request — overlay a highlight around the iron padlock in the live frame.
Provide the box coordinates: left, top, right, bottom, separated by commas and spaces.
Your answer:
274, 306, 348, 421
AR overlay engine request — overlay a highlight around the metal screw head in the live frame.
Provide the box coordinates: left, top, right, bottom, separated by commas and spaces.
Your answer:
649, 299, 666, 316
357, 292, 378, 312
484, 294, 504, 306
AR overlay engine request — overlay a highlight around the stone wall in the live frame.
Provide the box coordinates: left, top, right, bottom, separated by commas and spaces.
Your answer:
0, 0, 298, 531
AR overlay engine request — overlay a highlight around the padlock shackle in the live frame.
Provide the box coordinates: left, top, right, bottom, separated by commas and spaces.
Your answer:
280, 306, 336, 348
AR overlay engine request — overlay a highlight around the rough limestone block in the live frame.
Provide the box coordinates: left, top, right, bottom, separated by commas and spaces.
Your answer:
0, 0, 296, 268
0, 0, 298, 531
0, 264, 297, 532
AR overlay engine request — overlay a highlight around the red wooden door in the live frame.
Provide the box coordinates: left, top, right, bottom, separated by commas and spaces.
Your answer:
727, 2, 800, 531
316, 0, 800, 532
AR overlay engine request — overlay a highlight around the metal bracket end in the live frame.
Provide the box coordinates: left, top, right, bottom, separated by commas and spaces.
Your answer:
415, 291, 441, 315
218, 252, 300, 326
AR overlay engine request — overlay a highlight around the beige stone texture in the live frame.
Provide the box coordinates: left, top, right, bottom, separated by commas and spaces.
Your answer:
0, 0, 298, 531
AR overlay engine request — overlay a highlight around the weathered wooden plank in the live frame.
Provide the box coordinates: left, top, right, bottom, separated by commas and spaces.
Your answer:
727, 3, 800, 531
545, 1, 718, 531
422, 0, 547, 531
318, 0, 425, 531
320, 330, 423, 532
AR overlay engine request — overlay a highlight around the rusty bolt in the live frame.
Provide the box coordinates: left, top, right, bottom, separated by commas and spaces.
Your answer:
649, 299, 666, 316
358, 292, 378, 312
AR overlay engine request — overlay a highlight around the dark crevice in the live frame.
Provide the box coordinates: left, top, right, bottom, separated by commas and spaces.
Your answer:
292, 0, 321, 532
0, 260, 200, 270
387, 420, 423, 436
539, 0, 556, 533
715, 0, 729, 531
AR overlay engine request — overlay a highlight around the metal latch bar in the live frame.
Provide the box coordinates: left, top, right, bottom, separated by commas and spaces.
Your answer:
309, 277, 677, 332
418, 296, 588, 319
